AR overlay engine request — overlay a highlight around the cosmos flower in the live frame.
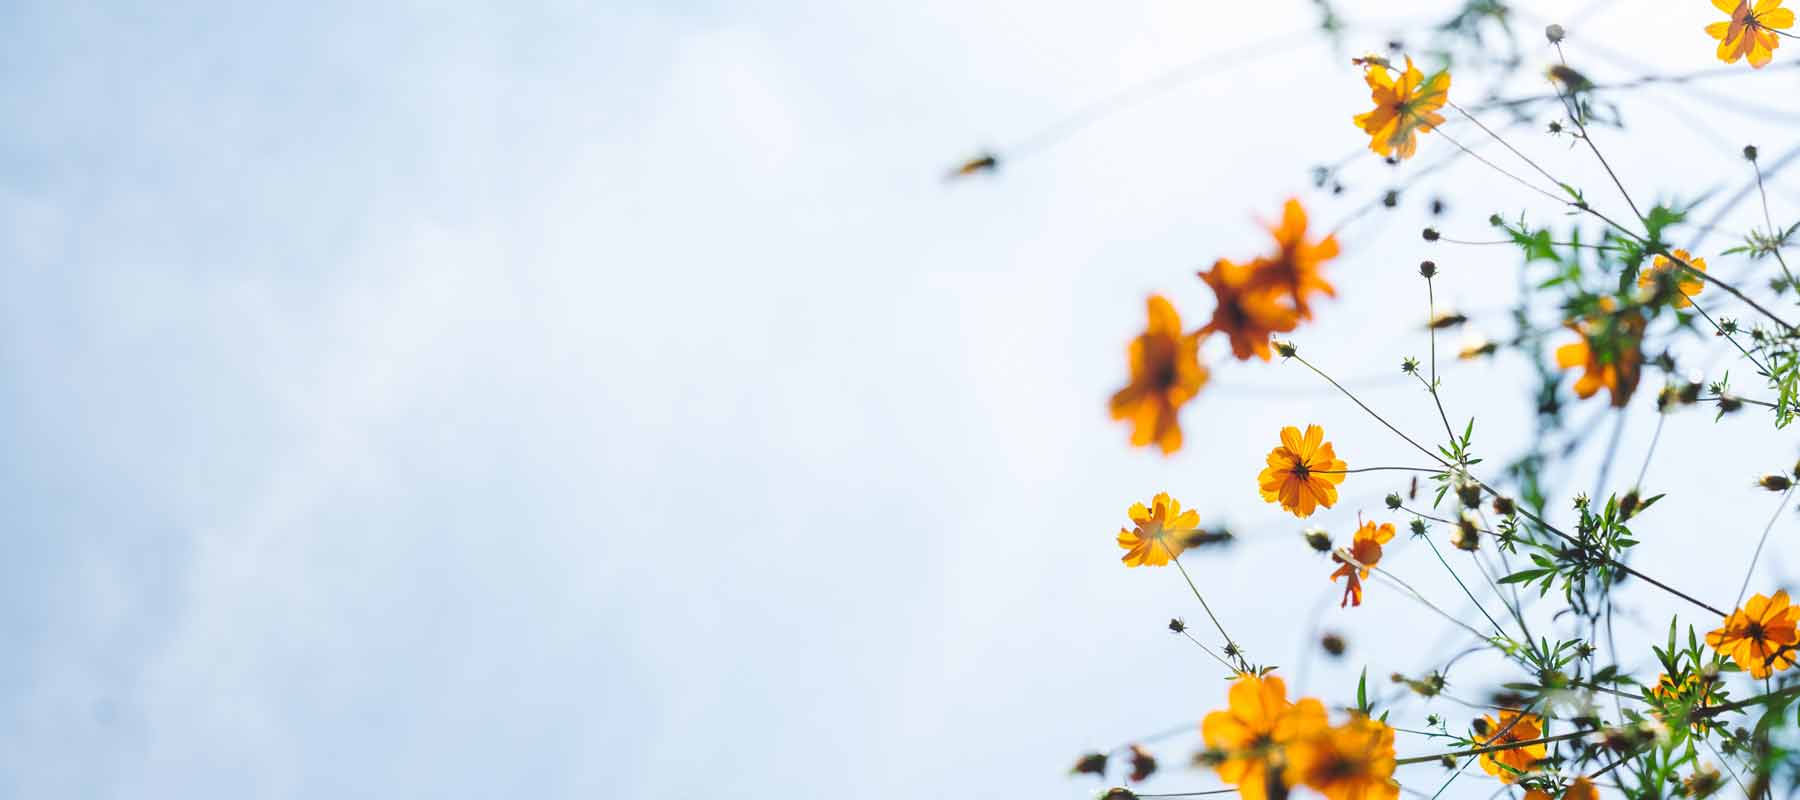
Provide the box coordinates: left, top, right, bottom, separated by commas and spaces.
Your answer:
1117, 492, 1200, 568
1198, 258, 1301, 361
1473, 711, 1546, 783
1708, 0, 1793, 68
1638, 249, 1707, 308
1258, 425, 1348, 518
1706, 590, 1800, 678
1329, 516, 1396, 607
1554, 306, 1645, 407
1110, 295, 1208, 454
1283, 714, 1400, 800
1201, 672, 1327, 800
1353, 56, 1450, 160
1245, 199, 1341, 320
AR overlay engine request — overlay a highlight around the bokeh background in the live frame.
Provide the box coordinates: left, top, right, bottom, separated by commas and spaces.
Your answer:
2, 1, 1798, 797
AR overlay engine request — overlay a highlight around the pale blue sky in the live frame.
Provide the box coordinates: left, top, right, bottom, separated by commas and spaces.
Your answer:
2, 1, 1797, 797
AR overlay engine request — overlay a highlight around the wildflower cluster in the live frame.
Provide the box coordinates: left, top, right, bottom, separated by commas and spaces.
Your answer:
1060, 3, 1800, 799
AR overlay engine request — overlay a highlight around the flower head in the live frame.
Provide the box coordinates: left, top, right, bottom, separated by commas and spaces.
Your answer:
1201, 672, 1327, 800
1258, 425, 1348, 517
1705, 590, 1800, 678
1198, 258, 1301, 361
1554, 305, 1646, 407
1565, 777, 1600, 800
1283, 714, 1399, 800
1330, 516, 1396, 607
1473, 711, 1546, 783
1245, 199, 1341, 320
1110, 295, 1208, 454
1708, 0, 1794, 68
1638, 249, 1707, 308
1117, 492, 1200, 568
1353, 56, 1450, 160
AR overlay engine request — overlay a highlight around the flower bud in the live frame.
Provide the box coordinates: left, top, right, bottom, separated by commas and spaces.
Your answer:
1072, 752, 1109, 777
1619, 490, 1640, 519
1422, 227, 1440, 242
1456, 482, 1483, 508
1492, 496, 1516, 516
1744, 144, 1759, 162
1168, 618, 1186, 634
1304, 528, 1333, 552
1127, 744, 1157, 782
1321, 632, 1346, 656
1545, 24, 1566, 43
1758, 474, 1791, 491
1453, 512, 1481, 551
1419, 260, 1438, 278
1385, 493, 1403, 509
1274, 341, 1297, 358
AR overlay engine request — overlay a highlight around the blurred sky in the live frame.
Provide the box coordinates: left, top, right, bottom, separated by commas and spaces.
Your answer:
2, 1, 1799, 797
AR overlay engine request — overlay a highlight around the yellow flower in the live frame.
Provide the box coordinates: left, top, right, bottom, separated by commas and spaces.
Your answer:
1353, 56, 1450, 160
1638, 249, 1707, 308
1708, 0, 1794, 68
1198, 258, 1301, 361
1201, 672, 1327, 800
1283, 714, 1399, 800
1117, 492, 1199, 568
1473, 711, 1545, 783
1554, 306, 1645, 408
1245, 199, 1341, 320
1258, 425, 1347, 518
1110, 295, 1208, 454
1706, 590, 1800, 678
1330, 516, 1395, 608
1566, 777, 1600, 800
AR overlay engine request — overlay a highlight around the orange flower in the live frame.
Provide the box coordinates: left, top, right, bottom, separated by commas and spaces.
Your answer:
1283, 715, 1399, 800
1201, 672, 1328, 800
1522, 791, 1552, 800
1110, 295, 1208, 454
1638, 249, 1707, 308
1329, 516, 1396, 607
1473, 711, 1545, 783
1553, 306, 1645, 407
1708, 0, 1793, 68
1565, 777, 1600, 800
1198, 258, 1301, 361
1258, 425, 1347, 518
1245, 199, 1341, 320
1353, 56, 1450, 160
1706, 590, 1800, 678
1116, 492, 1200, 568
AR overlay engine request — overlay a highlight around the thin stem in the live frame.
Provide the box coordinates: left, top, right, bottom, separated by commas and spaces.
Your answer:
1419, 530, 1508, 638
1446, 101, 1566, 198
1424, 277, 1457, 447
1291, 354, 1448, 468
1552, 41, 1647, 226
1633, 412, 1666, 489
1179, 629, 1239, 674
1752, 154, 1800, 294
1397, 731, 1585, 766
1734, 485, 1794, 611
1165, 540, 1244, 669
1313, 466, 1447, 475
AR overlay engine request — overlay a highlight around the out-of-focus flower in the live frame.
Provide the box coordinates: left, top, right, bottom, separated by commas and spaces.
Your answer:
944, 152, 999, 180
1639, 249, 1707, 308
1070, 751, 1108, 778
1245, 199, 1340, 320
1565, 777, 1600, 800
1554, 305, 1645, 407
1283, 715, 1399, 800
1201, 672, 1327, 800
1127, 744, 1157, 783
1198, 258, 1300, 361
1473, 711, 1546, 783
1257, 425, 1348, 518
1110, 295, 1207, 454
1117, 492, 1200, 568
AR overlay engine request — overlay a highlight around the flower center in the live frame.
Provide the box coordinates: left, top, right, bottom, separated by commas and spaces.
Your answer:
1747, 621, 1766, 641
